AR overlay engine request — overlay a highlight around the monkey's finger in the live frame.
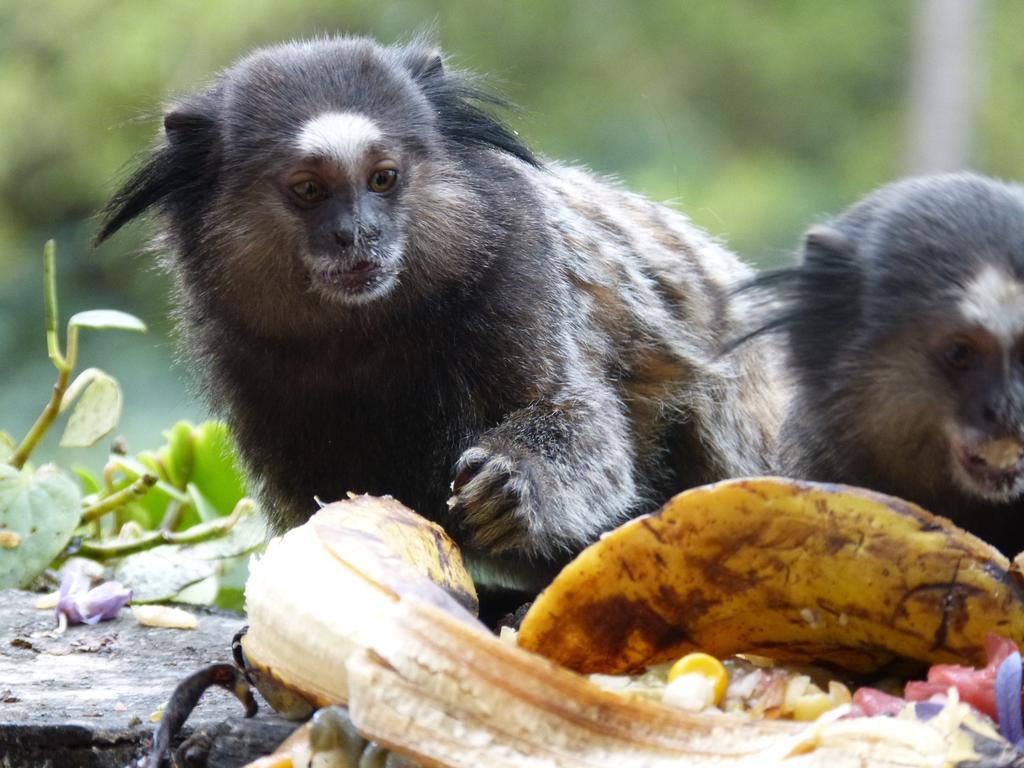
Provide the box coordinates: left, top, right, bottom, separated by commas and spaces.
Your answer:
451, 446, 492, 492
455, 454, 517, 502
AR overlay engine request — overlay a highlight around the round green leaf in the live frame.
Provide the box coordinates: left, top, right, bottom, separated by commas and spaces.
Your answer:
112, 545, 217, 603
0, 464, 81, 588
59, 372, 123, 448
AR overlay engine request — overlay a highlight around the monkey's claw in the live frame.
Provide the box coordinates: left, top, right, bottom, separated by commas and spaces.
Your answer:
450, 445, 540, 552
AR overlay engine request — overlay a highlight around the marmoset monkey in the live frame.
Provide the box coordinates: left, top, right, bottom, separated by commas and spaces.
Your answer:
97, 36, 783, 591
740, 174, 1024, 556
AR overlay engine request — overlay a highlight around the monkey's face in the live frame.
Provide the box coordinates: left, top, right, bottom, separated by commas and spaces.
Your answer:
98, 37, 528, 338
938, 266, 1024, 502
275, 112, 409, 306
857, 267, 1024, 505
174, 40, 459, 332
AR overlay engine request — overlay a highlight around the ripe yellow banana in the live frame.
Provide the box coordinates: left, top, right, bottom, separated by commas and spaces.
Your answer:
517, 477, 1024, 675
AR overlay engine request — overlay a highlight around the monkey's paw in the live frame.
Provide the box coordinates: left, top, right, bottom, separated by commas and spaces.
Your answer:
448, 445, 546, 554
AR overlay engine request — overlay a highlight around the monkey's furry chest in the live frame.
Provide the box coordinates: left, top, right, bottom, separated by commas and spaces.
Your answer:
221, 337, 519, 531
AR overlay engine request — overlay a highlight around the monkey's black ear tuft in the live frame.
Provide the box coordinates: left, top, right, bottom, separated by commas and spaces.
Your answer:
94, 95, 222, 247
777, 224, 864, 378
404, 47, 445, 81
164, 108, 212, 136
726, 223, 863, 375
416, 69, 539, 168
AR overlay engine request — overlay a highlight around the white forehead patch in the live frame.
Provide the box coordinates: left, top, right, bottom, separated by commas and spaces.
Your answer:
958, 265, 1024, 342
295, 112, 382, 167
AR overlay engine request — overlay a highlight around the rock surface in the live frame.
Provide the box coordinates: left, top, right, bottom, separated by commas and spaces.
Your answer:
0, 589, 296, 767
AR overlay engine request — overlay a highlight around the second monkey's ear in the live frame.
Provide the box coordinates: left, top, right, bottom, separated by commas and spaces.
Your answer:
403, 46, 445, 81
802, 225, 855, 266
785, 223, 864, 377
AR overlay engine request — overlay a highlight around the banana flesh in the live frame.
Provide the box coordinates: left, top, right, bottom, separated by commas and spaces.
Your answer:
517, 476, 1024, 675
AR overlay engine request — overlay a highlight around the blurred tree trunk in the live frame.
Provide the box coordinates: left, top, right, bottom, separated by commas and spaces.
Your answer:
907, 0, 987, 174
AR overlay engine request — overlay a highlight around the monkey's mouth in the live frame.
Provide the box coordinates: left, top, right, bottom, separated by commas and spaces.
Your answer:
951, 436, 1024, 500
307, 257, 396, 302
328, 260, 381, 288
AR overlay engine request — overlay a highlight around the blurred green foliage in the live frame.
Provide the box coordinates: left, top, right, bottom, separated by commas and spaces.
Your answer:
2, 0, 1023, 457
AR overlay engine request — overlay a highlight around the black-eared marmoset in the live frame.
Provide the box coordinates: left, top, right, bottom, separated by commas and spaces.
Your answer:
742, 173, 1024, 556
96, 37, 783, 590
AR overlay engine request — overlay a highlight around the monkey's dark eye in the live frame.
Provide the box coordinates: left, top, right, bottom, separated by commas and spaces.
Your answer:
944, 339, 976, 371
368, 168, 398, 194
291, 179, 327, 204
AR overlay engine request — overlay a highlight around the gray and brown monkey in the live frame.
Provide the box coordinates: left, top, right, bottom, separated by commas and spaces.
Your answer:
97, 36, 783, 592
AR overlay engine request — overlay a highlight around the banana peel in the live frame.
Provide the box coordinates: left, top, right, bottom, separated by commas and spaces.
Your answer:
240, 494, 479, 713
346, 596, 1022, 768
517, 477, 1024, 674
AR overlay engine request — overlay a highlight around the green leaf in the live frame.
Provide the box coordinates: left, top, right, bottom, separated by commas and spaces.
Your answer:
162, 421, 195, 490
67, 310, 147, 333
112, 545, 218, 602
214, 586, 245, 613
188, 421, 248, 517
73, 466, 102, 495
118, 500, 155, 529
187, 483, 219, 523
59, 372, 123, 448
0, 464, 81, 588
134, 451, 166, 480
101, 456, 187, 529
109, 501, 264, 603
174, 575, 219, 604
213, 555, 252, 612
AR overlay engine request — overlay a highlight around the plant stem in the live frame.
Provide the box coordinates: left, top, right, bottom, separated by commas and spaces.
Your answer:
64, 326, 80, 374
43, 240, 67, 370
8, 368, 71, 470
159, 500, 186, 532
80, 474, 157, 524
76, 499, 253, 559
9, 241, 70, 469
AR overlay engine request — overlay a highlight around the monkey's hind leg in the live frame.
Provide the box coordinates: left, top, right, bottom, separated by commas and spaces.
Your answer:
449, 387, 638, 565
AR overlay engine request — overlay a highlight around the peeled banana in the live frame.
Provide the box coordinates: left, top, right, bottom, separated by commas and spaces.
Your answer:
517, 477, 1024, 674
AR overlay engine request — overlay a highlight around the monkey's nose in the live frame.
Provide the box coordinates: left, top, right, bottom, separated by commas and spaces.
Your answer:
334, 227, 355, 248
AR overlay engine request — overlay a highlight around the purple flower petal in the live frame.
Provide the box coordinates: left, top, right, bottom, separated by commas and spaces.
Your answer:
995, 651, 1023, 745
55, 573, 132, 626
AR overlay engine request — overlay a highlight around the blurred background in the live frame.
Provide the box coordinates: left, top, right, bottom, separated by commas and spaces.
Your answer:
1, 0, 1020, 464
